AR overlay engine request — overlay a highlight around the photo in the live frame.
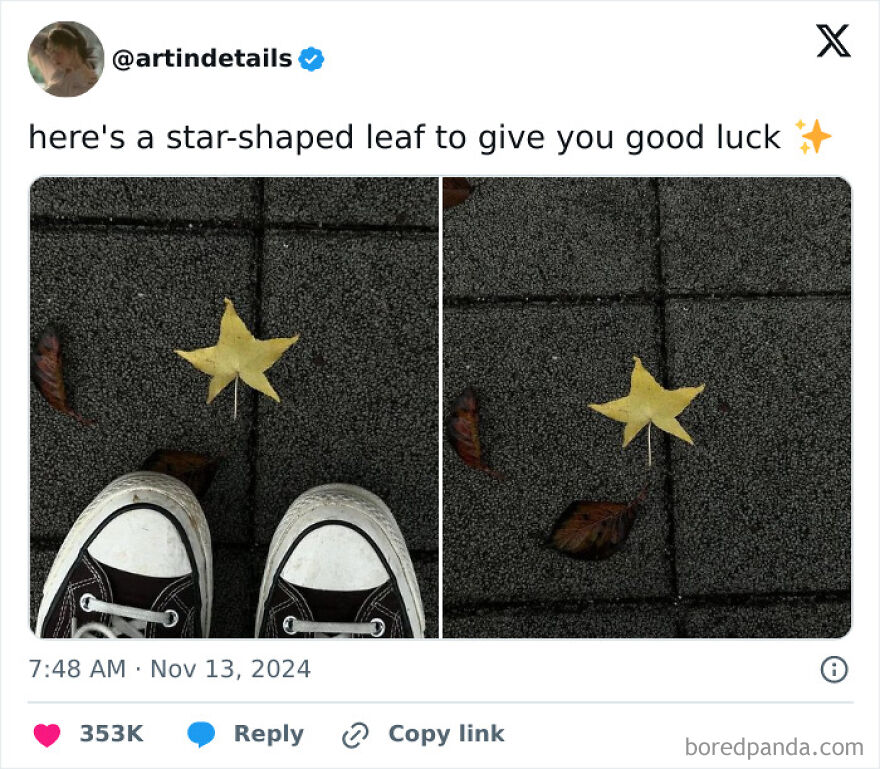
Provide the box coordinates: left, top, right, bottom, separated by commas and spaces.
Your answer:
443, 177, 850, 639
27, 21, 104, 98
30, 177, 438, 639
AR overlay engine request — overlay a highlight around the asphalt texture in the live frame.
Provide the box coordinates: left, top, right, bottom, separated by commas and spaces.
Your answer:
443, 178, 850, 638
444, 178, 656, 297
30, 177, 438, 638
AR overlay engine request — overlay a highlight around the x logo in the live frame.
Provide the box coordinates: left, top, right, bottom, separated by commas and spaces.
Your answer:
817, 24, 850, 57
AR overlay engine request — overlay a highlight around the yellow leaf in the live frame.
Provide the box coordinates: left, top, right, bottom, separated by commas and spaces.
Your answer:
590, 356, 705, 448
175, 298, 299, 406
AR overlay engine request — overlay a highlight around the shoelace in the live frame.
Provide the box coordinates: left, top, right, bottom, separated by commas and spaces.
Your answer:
282, 616, 385, 637
72, 593, 178, 639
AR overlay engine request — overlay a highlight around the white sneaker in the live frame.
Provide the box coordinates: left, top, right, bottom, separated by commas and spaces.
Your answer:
255, 484, 424, 638
36, 472, 212, 638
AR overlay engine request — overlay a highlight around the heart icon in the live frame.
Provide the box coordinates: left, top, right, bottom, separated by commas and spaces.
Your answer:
34, 724, 60, 747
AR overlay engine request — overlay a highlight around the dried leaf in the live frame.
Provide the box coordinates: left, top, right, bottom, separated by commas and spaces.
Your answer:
30, 326, 94, 425
446, 387, 502, 479
549, 487, 648, 560
141, 449, 220, 500
175, 298, 299, 411
443, 178, 473, 210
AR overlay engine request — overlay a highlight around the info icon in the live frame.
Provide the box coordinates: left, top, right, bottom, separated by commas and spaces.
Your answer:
820, 656, 848, 684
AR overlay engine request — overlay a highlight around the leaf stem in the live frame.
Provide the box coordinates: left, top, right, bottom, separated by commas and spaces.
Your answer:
233, 375, 238, 421
647, 422, 652, 468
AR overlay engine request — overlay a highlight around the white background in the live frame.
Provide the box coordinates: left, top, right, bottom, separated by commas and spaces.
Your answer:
1, 2, 878, 767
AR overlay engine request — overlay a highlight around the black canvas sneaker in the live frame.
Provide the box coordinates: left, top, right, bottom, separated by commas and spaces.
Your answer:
256, 484, 425, 638
36, 472, 212, 638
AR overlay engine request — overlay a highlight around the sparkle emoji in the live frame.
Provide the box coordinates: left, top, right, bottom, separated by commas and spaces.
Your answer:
801, 119, 831, 153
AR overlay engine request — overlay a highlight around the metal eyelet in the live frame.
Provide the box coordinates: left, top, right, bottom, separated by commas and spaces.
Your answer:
370, 618, 385, 637
163, 609, 179, 628
80, 593, 95, 612
282, 616, 297, 635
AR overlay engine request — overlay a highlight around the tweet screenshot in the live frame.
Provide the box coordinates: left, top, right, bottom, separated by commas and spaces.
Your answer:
1, 1, 878, 767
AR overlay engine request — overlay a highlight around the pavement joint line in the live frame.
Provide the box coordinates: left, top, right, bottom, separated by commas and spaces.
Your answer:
30, 216, 257, 233
264, 222, 438, 235
30, 216, 436, 236
649, 177, 685, 636
445, 295, 656, 308
244, 179, 268, 626
666, 290, 849, 301
444, 588, 851, 619
445, 290, 849, 309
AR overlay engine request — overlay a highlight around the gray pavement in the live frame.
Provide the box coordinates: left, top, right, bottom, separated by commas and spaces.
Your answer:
659, 178, 850, 293
256, 231, 438, 553
444, 604, 676, 639
265, 178, 437, 227
445, 178, 656, 297
682, 600, 850, 639
30, 229, 257, 545
667, 298, 850, 596
443, 178, 850, 638
443, 304, 670, 605
31, 178, 258, 224
30, 178, 438, 638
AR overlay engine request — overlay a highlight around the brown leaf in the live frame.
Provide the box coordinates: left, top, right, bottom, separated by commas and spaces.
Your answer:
141, 449, 221, 500
443, 178, 473, 210
549, 486, 648, 560
446, 387, 502, 479
30, 326, 94, 425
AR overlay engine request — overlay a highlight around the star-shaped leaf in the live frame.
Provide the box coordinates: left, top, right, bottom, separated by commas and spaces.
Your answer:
175, 298, 299, 406
590, 356, 705, 449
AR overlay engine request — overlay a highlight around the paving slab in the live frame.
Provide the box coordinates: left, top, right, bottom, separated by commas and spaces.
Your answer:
265, 178, 437, 227
666, 298, 850, 596
444, 604, 676, 638
254, 230, 438, 555
443, 303, 671, 610
683, 599, 850, 638
444, 178, 657, 297
658, 178, 850, 293
31, 178, 258, 224
30, 229, 258, 544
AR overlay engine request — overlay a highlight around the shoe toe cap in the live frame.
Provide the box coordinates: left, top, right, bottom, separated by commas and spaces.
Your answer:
281, 524, 387, 590
87, 508, 192, 578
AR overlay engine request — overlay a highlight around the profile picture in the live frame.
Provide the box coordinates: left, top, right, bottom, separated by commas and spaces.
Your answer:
28, 22, 103, 98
